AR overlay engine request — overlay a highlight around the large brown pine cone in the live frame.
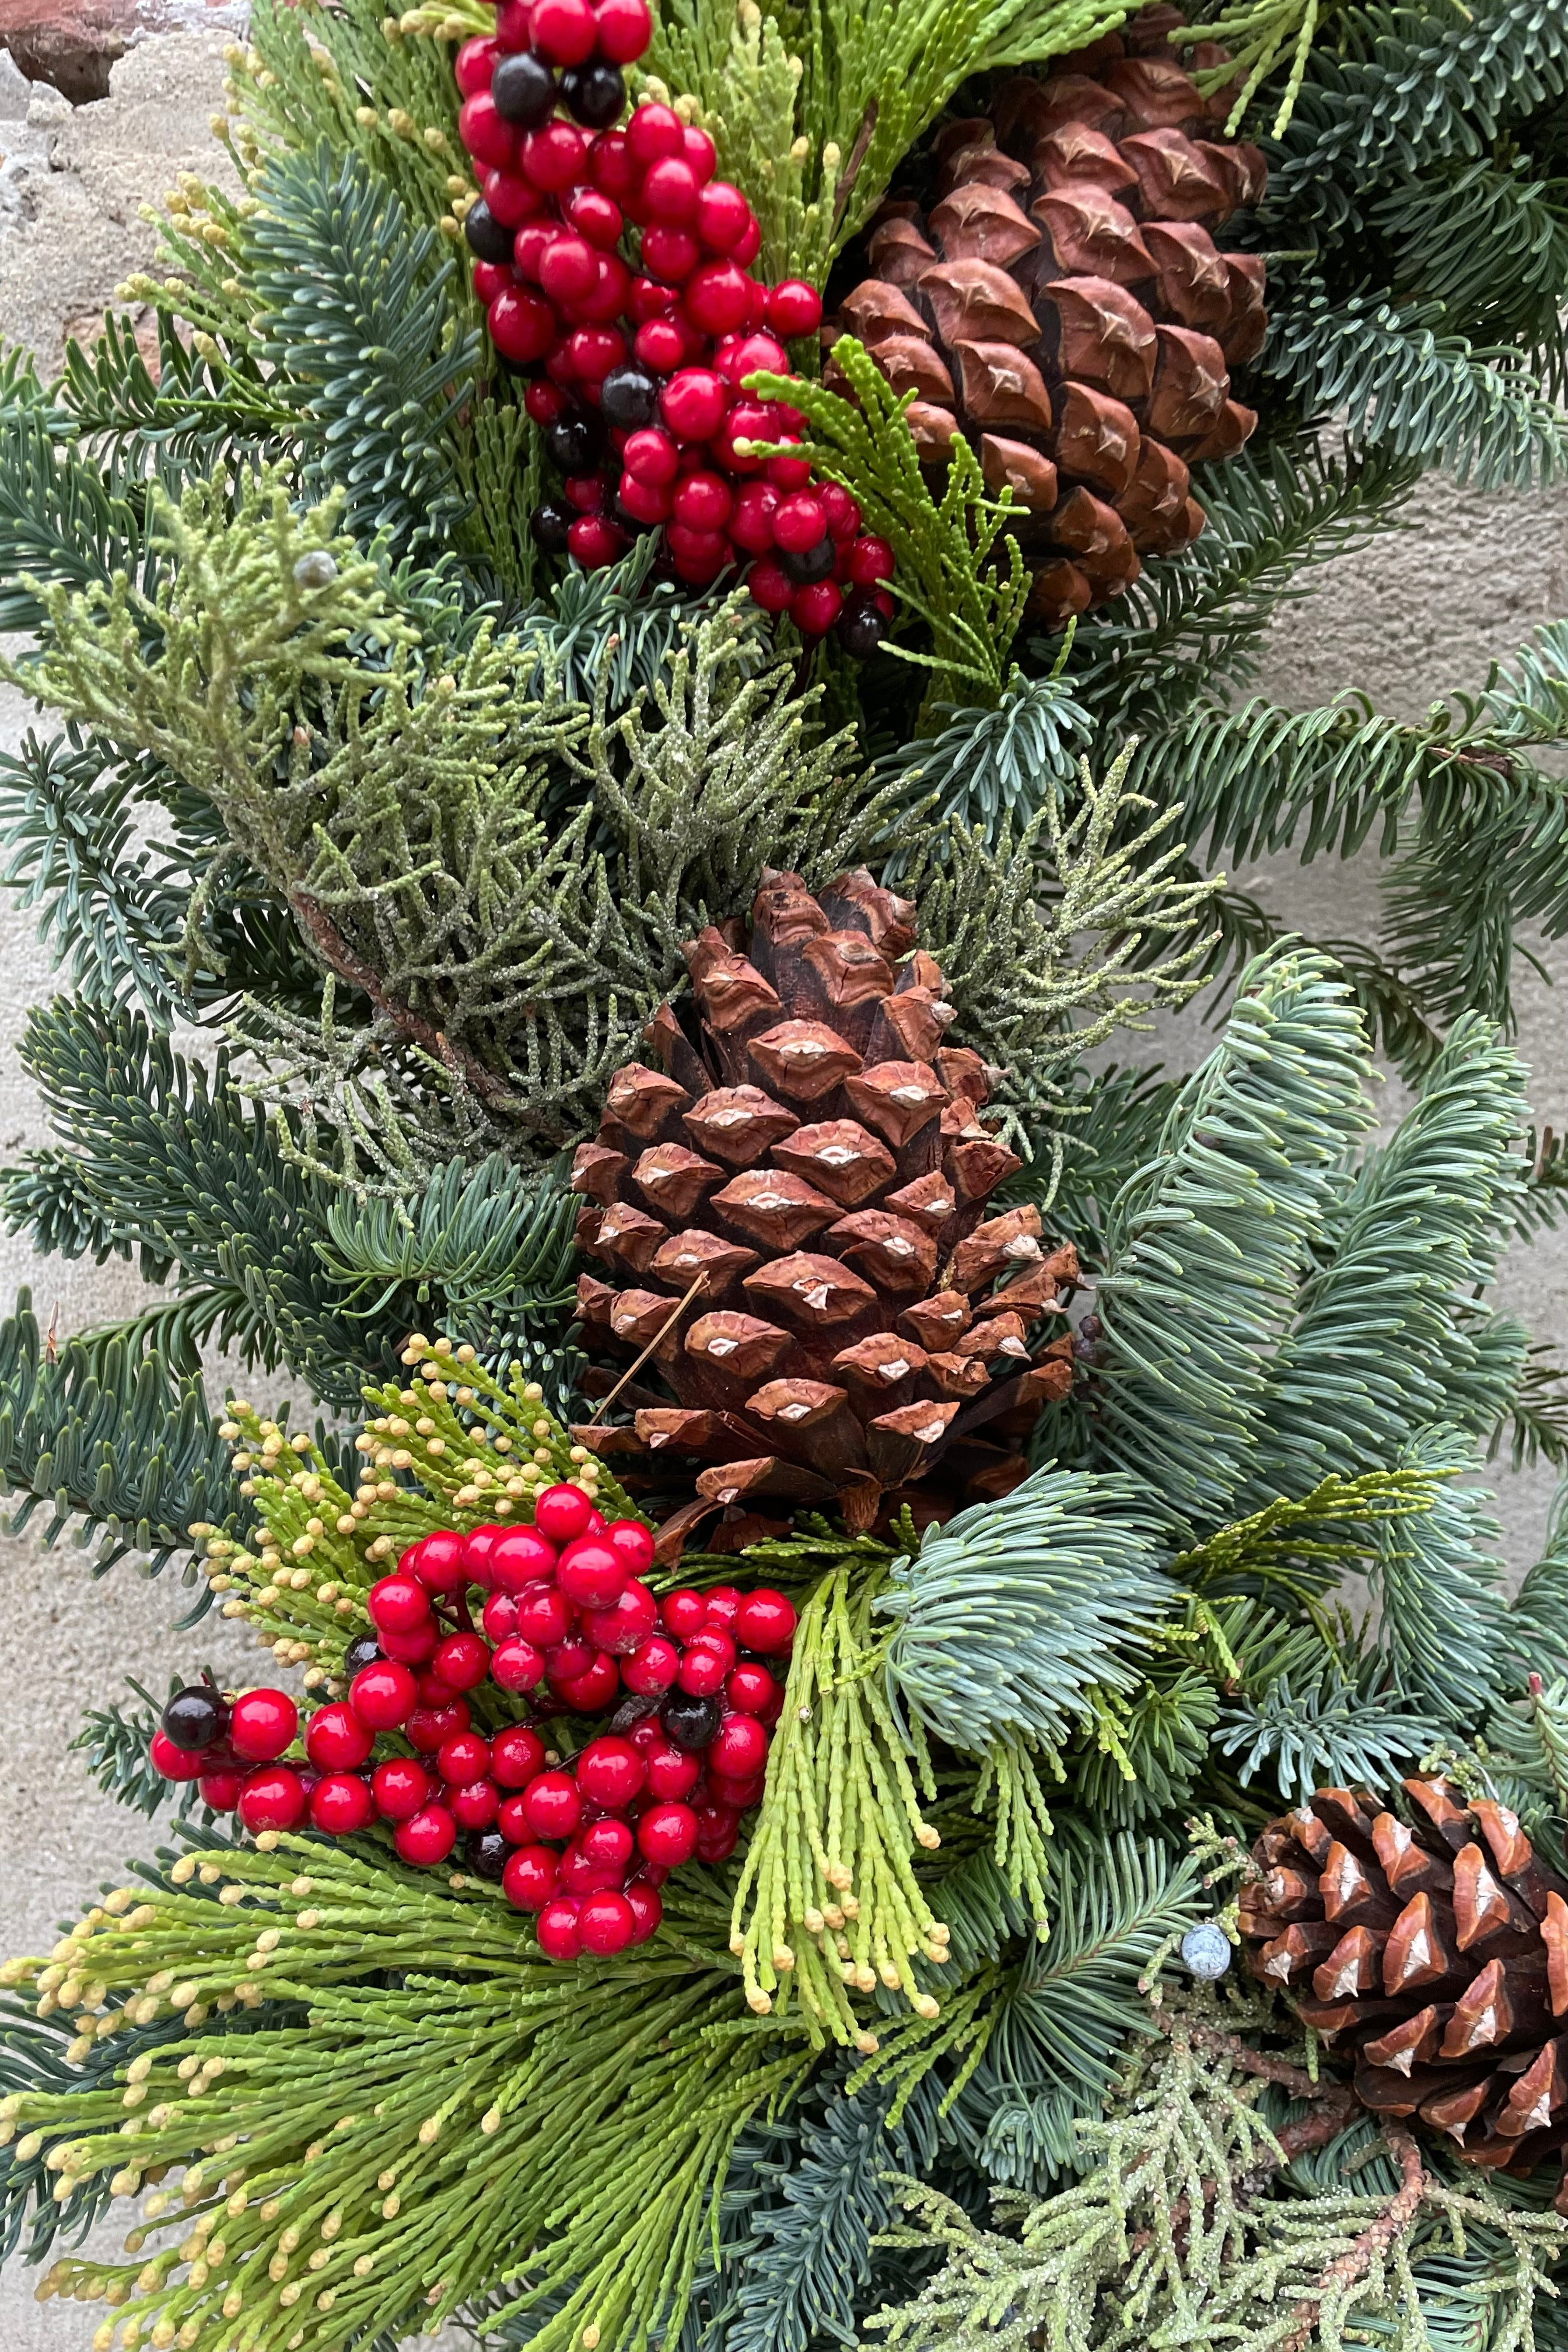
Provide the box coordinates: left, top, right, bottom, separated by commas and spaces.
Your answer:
1241, 1779, 1568, 2207
568, 869, 1077, 1545
835, 3, 1266, 628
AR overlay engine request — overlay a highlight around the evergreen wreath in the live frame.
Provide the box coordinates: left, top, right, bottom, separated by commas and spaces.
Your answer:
0, 1, 1567, 2347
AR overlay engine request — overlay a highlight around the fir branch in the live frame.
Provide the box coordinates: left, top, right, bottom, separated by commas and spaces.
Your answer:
1212, 1669, 1445, 1800
878, 669, 1093, 836
1365, 1426, 1513, 1727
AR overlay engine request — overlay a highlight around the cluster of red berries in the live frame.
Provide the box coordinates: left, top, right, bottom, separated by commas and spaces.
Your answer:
452, 1, 896, 653
152, 1483, 796, 1962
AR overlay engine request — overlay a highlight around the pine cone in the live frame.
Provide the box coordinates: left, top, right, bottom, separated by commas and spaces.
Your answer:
834, 3, 1266, 628
1241, 1779, 1568, 2207
569, 868, 1077, 1542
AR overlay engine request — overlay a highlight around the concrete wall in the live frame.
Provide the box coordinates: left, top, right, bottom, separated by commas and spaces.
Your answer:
0, 29, 1564, 2346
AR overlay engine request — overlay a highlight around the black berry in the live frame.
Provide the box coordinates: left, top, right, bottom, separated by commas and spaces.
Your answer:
343, 1634, 383, 1680
838, 594, 891, 657
466, 1829, 509, 1882
560, 61, 626, 128
532, 498, 574, 553
491, 51, 558, 128
545, 411, 603, 473
598, 363, 661, 432
779, 534, 836, 586
660, 1691, 723, 1751
462, 199, 515, 266
161, 1685, 228, 1752
610, 1691, 662, 1735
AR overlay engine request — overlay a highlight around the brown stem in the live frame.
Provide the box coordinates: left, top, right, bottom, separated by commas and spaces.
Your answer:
832, 98, 879, 224
287, 890, 516, 1112
1279, 2127, 1426, 2352
1152, 2007, 1336, 2104
1128, 2062, 1354, 2255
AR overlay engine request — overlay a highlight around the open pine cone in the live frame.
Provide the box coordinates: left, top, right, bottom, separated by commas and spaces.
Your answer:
835, 2, 1266, 628
569, 869, 1077, 1545
1241, 1779, 1568, 2207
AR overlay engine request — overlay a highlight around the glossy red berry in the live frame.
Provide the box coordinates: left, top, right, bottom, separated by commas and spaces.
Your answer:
626, 102, 684, 167
661, 1589, 708, 1639
489, 1526, 558, 1595
310, 1773, 376, 1836
455, 34, 500, 94
431, 1632, 491, 1693
820, 482, 862, 541
641, 157, 701, 227
198, 1768, 245, 1812
551, 1652, 622, 1712
556, 1537, 628, 1609
618, 471, 672, 524
524, 380, 569, 428
734, 1588, 799, 1653
230, 1689, 299, 1763
710, 1712, 769, 1779
406, 1699, 470, 1754
735, 215, 763, 268
565, 326, 627, 383
438, 1730, 492, 1786
568, 513, 625, 568
747, 556, 793, 612
513, 220, 554, 282
637, 1800, 698, 1866
576, 1735, 646, 1808
548, 1633, 596, 1684
641, 225, 700, 282
482, 1590, 520, 1643
150, 1728, 205, 1782
503, 1845, 560, 1910
709, 1767, 768, 1811
628, 272, 677, 323
239, 1765, 307, 1835
539, 231, 599, 305
578, 1889, 636, 1956
495, 0, 533, 42
722, 330, 789, 385
726, 1661, 780, 1716
531, 0, 597, 62
846, 534, 895, 588
709, 399, 773, 473
564, 471, 607, 513
406, 1529, 469, 1596
523, 1771, 581, 1839
523, 120, 589, 190
491, 1726, 548, 1788
581, 251, 634, 324
693, 1800, 742, 1862
645, 1738, 701, 1799
492, 1634, 548, 1692
766, 279, 824, 338
625, 1877, 663, 1941
683, 260, 750, 335
472, 258, 514, 306
695, 180, 755, 255
452, 1778, 501, 1829
634, 317, 688, 373
372, 1756, 432, 1821
590, 127, 638, 197
562, 184, 624, 249
676, 1641, 730, 1698
585, 1580, 659, 1654
665, 523, 729, 582
395, 1805, 458, 1867
368, 1573, 430, 1635
537, 1894, 584, 1959
459, 92, 522, 172
791, 580, 843, 634
305, 1702, 374, 1773
379, 1620, 439, 1665
486, 166, 542, 227
728, 481, 779, 552
622, 1633, 681, 1693
535, 1483, 596, 1543
580, 1815, 635, 1872
594, 0, 652, 58
681, 124, 717, 180
764, 441, 811, 494
773, 492, 826, 554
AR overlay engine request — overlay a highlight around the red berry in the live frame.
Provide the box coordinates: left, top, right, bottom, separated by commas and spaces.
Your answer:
523, 1769, 582, 1839
551, 1653, 622, 1712
693, 1616, 739, 1660
510, 1588, 571, 1652
447, 1782, 495, 1833
485, 166, 542, 227
637, 1800, 698, 1866
629, 1717, 664, 1754
747, 556, 794, 613
503, 1845, 560, 1910
618, 471, 673, 524
565, 326, 627, 383
622, 1633, 681, 1693
585, 1579, 659, 1654
727, 483, 778, 554
556, 1538, 628, 1609
580, 1815, 635, 1871
462, 1526, 506, 1591
579, 1890, 636, 1955
791, 580, 843, 634
681, 124, 717, 181
773, 492, 826, 554
628, 273, 677, 323
150, 1728, 205, 1782
490, 1526, 558, 1594
239, 1766, 307, 1835
406, 1699, 470, 1754
683, 260, 750, 335
625, 1877, 663, 1941
459, 91, 522, 172
846, 534, 895, 588
368, 1573, 430, 1635
456, 34, 500, 95
564, 471, 607, 512
577, 251, 632, 323
734, 1587, 799, 1653
472, 258, 514, 305
305, 1702, 374, 1773
524, 379, 568, 427
513, 220, 554, 281
372, 1756, 432, 1821
405, 1530, 468, 1597
539, 231, 599, 305
708, 1768, 768, 1811
660, 367, 728, 442
710, 1712, 769, 1779
626, 102, 684, 167
766, 279, 824, 338
495, 0, 533, 43
395, 1806, 457, 1867
492, 1726, 548, 1788
601, 1518, 655, 1574
712, 399, 775, 473
378, 1620, 438, 1665
310, 1773, 375, 1836
693, 1800, 741, 1861
492, 1635, 548, 1692
482, 1590, 520, 1642
523, 120, 589, 191
431, 1632, 491, 1692
548, 1633, 596, 1682
198, 1768, 244, 1811
764, 440, 813, 493
645, 1739, 701, 1799
536, 1483, 596, 1543
640, 224, 700, 281
664, 523, 729, 582
641, 156, 700, 227
820, 481, 862, 541
726, 1661, 780, 1716
677, 1642, 730, 1698
230, 1689, 299, 1763
568, 514, 625, 568
734, 215, 763, 268
720, 330, 789, 384
594, 0, 652, 61
576, 1735, 646, 1808
531, 0, 597, 63
590, 127, 638, 197
695, 180, 754, 256
438, 1730, 492, 1786
536, 1894, 583, 1958
563, 184, 624, 249
634, 317, 688, 373
661, 1589, 708, 1639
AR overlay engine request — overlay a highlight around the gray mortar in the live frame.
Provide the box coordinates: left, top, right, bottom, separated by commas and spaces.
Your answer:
0, 29, 1563, 2346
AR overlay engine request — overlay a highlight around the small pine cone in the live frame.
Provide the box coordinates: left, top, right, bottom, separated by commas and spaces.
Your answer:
1241, 1778, 1568, 2208
570, 869, 1080, 1541
835, 1, 1266, 629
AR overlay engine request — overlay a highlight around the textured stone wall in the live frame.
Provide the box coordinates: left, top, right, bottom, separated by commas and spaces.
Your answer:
0, 26, 1564, 2346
